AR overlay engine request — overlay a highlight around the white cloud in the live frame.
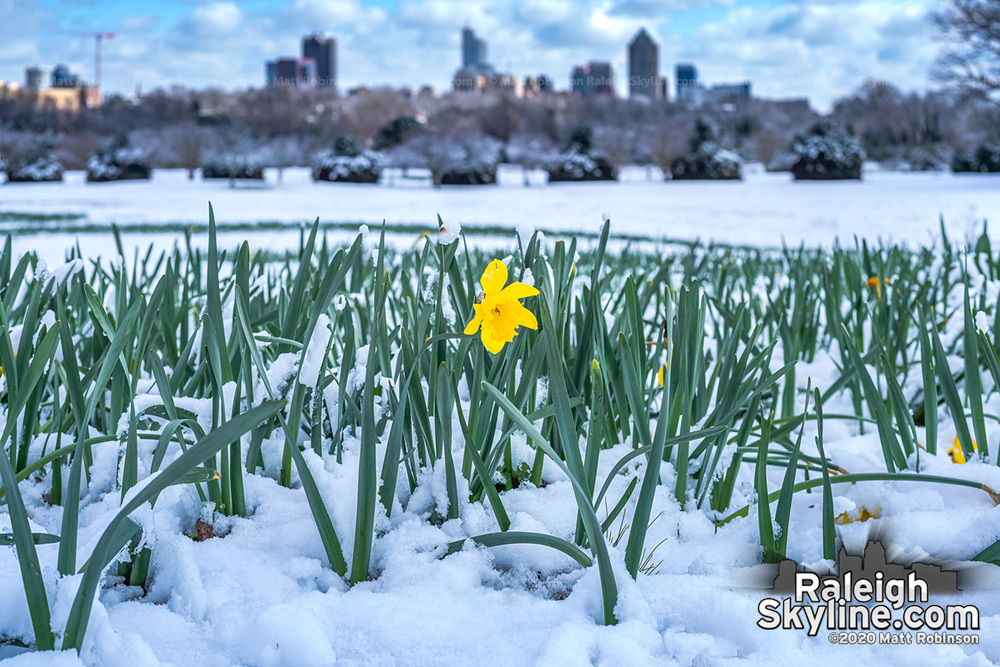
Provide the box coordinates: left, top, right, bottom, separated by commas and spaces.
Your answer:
189, 2, 244, 33
677, 0, 939, 109
0, 0, 944, 110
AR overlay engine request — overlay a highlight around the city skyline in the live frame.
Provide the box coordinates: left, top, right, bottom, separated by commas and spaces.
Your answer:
1, 0, 941, 111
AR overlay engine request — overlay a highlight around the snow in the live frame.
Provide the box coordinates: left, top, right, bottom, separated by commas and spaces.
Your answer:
435, 218, 461, 245
6, 409, 1000, 666
299, 315, 332, 389
3, 168, 1000, 264
977, 311, 990, 334
4, 172, 1000, 665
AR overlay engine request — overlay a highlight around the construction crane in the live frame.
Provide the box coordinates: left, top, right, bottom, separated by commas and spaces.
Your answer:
52, 30, 115, 91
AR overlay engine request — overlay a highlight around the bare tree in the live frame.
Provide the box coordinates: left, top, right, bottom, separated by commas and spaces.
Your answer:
268, 135, 305, 184
592, 124, 633, 178
171, 124, 209, 179
750, 129, 786, 170
934, 0, 1000, 100
652, 123, 690, 179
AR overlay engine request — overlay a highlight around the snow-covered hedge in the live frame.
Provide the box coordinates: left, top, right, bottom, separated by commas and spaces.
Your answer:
440, 149, 498, 186
546, 126, 615, 182
4, 153, 63, 183
86, 136, 151, 183
201, 150, 265, 180
312, 137, 383, 184
952, 140, 1000, 174
670, 121, 742, 181
789, 122, 864, 181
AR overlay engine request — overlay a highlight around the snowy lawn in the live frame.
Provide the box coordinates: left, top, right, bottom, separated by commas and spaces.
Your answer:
1, 166, 999, 264
1, 207, 1000, 666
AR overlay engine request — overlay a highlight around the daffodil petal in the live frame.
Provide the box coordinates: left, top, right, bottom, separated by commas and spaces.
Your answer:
481, 327, 506, 354
499, 282, 539, 300
480, 259, 508, 294
511, 303, 537, 329
464, 314, 483, 335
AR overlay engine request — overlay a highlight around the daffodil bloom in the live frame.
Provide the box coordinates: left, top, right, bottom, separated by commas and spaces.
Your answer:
948, 436, 977, 464
866, 276, 890, 302
834, 506, 879, 525
464, 259, 538, 353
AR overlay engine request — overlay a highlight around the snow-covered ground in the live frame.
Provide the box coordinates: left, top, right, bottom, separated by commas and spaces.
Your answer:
4, 351, 1000, 667
2, 166, 999, 264
3, 174, 1000, 666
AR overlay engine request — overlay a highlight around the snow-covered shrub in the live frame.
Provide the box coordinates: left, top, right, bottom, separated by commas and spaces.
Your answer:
546, 125, 616, 182
5, 153, 63, 183
201, 132, 268, 180
86, 136, 151, 182
440, 132, 501, 185
952, 140, 1000, 173
670, 120, 743, 181
788, 122, 864, 181
201, 161, 264, 180
1, 130, 63, 182
312, 136, 383, 184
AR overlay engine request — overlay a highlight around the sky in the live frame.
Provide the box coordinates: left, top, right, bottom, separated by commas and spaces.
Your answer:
0, 0, 944, 111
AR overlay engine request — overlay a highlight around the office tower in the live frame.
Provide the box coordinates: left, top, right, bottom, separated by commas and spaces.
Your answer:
587, 61, 615, 97
706, 82, 752, 105
462, 26, 488, 68
628, 29, 661, 99
25, 65, 53, 90
266, 58, 317, 88
676, 63, 698, 102
302, 34, 337, 88
571, 66, 588, 97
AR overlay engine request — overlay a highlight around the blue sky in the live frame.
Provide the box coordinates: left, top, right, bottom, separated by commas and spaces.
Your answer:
0, 0, 942, 110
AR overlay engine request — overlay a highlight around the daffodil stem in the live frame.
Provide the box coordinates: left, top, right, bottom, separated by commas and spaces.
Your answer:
379, 331, 470, 515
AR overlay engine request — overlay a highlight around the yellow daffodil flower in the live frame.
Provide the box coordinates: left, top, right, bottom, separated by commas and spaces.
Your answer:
866, 276, 890, 302
948, 436, 977, 464
464, 259, 539, 354
834, 506, 880, 525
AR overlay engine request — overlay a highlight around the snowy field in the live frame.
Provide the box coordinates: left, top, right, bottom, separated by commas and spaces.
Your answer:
1, 165, 999, 263
2, 171, 1000, 667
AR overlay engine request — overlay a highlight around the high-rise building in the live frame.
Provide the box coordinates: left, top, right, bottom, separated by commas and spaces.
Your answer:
588, 61, 615, 97
454, 26, 516, 94
462, 26, 488, 68
705, 82, 752, 105
302, 34, 337, 88
51, 64, 81, 88
571, 66, 588, 97
571, 62, 615, 98
25, 65, 53, 90
676, 63, 700, 103
628, 29, 661, 100
266, 57, 317, 88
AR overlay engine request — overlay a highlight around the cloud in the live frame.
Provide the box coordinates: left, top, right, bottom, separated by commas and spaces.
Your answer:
0, 0, 943, 111
674, 0, 940, 109
186, 2, 244, 33
282, 0, 386, 32
118, 13, 160, 32
609, 0, 733, 16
